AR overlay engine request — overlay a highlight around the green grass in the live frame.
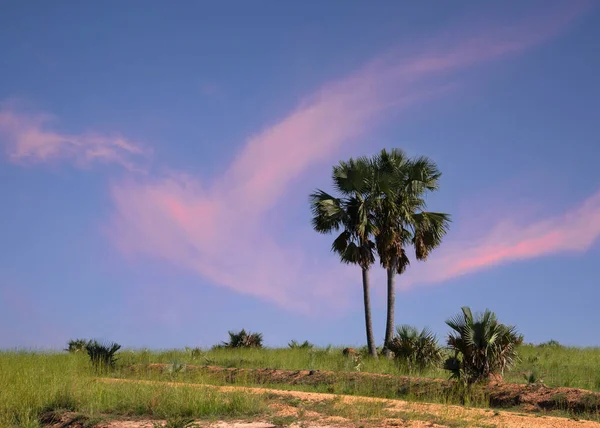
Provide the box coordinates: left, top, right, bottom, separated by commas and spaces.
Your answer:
511, 345, 600, 390
0, 351, 265, 427
3, 343, 600, 426
115, 343, 600, 391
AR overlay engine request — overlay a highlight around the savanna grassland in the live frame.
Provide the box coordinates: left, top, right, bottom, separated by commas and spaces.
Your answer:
2, 342, 600, 428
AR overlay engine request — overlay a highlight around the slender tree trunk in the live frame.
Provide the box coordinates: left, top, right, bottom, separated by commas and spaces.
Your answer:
383, 265, 396, 358
361, 267, 378, 358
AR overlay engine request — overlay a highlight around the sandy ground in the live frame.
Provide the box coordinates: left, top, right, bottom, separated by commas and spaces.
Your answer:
91, 378, 600, 428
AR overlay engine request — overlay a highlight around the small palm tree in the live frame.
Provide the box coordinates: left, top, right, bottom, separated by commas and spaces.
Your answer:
86, 340, 121, 371
444, 307, 523, 384
388, 325, 443, 372
372, 149, 450, 355
223, 329, 263, 348
310, 156, 379, 357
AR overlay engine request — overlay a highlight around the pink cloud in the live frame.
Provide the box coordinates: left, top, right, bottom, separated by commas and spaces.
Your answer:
397, 190, 600, 290
108, 5, 591, 313
0, 109, 150, 170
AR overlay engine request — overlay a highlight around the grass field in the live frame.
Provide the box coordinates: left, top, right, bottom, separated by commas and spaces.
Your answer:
2, 344, 600, 427
0, 352, 266, 427
114, 344, 600, 391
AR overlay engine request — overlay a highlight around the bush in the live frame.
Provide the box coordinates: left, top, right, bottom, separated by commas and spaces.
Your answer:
65, 339, 89, 353
85, 340, 121, 371
288, 340, 314, 349
388, 325, 443, 372
222, 329, 263, 349
444, 307, 523, 384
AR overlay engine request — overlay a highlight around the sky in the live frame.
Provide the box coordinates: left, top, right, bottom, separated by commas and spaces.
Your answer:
1, 1, 599, 350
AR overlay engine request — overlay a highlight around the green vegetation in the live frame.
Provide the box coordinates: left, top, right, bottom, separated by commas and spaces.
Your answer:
288, 340, 314, 349
0, 352, 265, 427
444, 307, 523, 384
108, 343, 600, 391
65, 339, 89, 353
220, 329, 264, 349
370, 149, 450, 355
85, 340, 121, 371
388, 325, 444, 373
3, 341, 600, 426
310, 156, 380, 357
310, 149, 451, 358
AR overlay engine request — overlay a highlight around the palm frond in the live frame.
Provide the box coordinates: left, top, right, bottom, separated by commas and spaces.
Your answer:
332, 156, 375, 196
309, 190, 346, 233
406, 156, 442, 192
412, 211, 451, 260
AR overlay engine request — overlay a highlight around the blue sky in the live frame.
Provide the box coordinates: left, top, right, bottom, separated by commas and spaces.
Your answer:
1, 1, 599, 349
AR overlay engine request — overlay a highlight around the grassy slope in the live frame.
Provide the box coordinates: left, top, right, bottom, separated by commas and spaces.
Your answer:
0, 352, 265, 427
2, 344, 600, 426
115, 344, 600, 391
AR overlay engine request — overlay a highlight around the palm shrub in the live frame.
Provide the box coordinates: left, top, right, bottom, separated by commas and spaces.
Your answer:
388, 325, 443, 372
222, 329, 263, 348
65, 339, 89, 353
288, 340, 314, 349
444, 307, 523, 384
85, 340, 121, 371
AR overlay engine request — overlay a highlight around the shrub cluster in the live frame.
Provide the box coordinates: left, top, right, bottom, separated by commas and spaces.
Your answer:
384, 307, 523, 384
388, 325, 443, 372
65, 307, 523, 385
221, 329, 263, 349
64, 339, 121, 371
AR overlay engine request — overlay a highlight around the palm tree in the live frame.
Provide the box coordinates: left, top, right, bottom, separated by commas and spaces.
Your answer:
310, 156, 379, 357
372, 149, 450, 356
444, 306, 523, 383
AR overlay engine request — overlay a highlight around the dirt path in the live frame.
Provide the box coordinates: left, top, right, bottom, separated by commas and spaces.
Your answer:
96, 378, 600, 427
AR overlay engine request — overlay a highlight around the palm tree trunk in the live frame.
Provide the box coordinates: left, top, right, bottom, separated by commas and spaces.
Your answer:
362, 267, 378, 358
383, 265, 396, 358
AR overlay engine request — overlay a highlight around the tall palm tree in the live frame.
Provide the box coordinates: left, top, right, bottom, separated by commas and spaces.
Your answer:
373, 149, 451, 356
310, 156, 379, 357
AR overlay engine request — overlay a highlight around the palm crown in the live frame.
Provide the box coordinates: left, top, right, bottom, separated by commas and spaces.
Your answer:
373, 148, 450, 271
310, 156, 379, 269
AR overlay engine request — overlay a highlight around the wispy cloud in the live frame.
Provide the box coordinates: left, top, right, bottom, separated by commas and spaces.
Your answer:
108, 4, 591, 313
0, 108, 150, 170
395, 190, 600, 290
